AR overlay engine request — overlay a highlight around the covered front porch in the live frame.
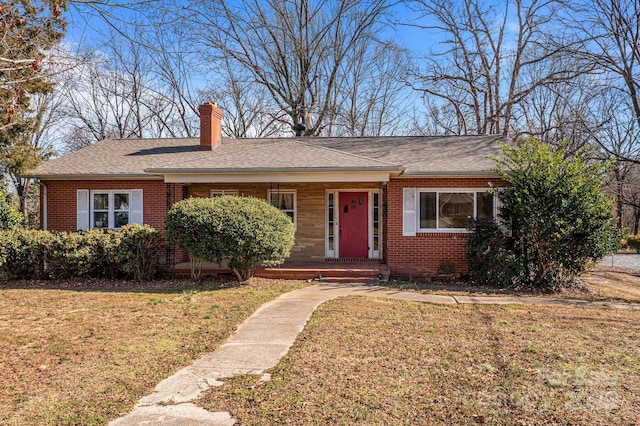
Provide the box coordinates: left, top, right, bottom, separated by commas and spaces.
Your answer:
164, 178, 389, 264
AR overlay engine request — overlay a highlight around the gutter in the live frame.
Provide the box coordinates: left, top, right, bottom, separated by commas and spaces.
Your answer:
24, 174, 164, 180
144, 166, 406, 175
397, 170, 501, 177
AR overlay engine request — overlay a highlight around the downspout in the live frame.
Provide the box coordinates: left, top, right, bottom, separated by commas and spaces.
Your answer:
37, 180, 48, 230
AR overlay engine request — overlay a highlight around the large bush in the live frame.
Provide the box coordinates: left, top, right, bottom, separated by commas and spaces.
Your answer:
467, 139, 621, 290
165, 196, 295, 281
0, 229, 53, 279
118, 224, 162, 281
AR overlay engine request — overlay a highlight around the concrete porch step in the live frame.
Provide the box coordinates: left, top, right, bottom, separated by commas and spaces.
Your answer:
170, 261, 390, 281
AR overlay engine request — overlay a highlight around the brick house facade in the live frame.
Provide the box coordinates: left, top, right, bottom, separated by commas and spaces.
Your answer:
30, 104, 506, 279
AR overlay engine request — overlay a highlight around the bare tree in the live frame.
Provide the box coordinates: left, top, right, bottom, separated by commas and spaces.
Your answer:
58, 32, 202, 152
568, 0, 640, 129
188, 0, 402, 136
410, 0, 586, 137
199, 57, 289, 138
331, 41, 414, 136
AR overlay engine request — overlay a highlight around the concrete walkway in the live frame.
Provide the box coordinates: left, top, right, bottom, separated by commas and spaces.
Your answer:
109, 283, 640, 426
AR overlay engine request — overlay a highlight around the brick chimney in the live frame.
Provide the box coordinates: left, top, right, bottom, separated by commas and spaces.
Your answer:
198, 103, 223, 150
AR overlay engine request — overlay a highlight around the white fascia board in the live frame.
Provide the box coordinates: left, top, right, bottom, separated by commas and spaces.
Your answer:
161, 170, 395, 183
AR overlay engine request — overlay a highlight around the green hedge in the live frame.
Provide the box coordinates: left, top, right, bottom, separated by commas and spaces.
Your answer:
0, 225, 161, 281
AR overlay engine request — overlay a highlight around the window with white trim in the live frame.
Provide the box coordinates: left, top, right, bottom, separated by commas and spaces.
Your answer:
210, 189, 239, 197
418, 190, 494, 231
268, 190, 296, 229
77, 189, 142, 230
91, 191, 132, 229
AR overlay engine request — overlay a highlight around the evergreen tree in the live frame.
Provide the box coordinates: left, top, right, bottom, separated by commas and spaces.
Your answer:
468, 139, 621, 289
0, 1, 66, 219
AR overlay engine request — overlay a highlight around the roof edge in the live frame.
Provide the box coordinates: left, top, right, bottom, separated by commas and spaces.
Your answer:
397, 171, 500, 178
30, 174, 164, 180
145, 166, 405, 174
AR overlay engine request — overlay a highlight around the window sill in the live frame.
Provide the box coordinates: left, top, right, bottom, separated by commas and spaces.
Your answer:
417, 229, 471, 234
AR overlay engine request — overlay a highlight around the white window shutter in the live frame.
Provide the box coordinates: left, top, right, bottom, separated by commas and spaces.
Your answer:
402, 188, 417, 236
130, 189, 144, 225
77, 189, 89, 230
494, 193, 512, 237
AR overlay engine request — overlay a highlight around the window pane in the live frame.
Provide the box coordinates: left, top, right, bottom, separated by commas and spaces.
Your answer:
115, 212, 129, 227
439, 192, 473, 228
285, 211, 294, 221
114, 193, 129, 210
280, 193, 294, 210
419, 192, 436, 228
477, 192, 494, 221
93, 194, 108, 210
94, 212, 108, 228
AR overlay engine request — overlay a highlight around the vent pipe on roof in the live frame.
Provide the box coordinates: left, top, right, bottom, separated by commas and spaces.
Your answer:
199, 102, 223, 150
293, 123, 306, 137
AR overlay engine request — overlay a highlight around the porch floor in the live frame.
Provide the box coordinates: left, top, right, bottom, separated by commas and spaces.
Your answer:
168, 260, 390, 283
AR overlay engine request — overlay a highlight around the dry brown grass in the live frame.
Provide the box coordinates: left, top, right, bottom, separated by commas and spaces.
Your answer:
200, 297, 640, 425
379, 266, 640, 304
582, 267, 640, 303
0, 277, 306, 425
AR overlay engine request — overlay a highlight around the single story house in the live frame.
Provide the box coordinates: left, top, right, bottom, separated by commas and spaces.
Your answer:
28, 103, 506, 279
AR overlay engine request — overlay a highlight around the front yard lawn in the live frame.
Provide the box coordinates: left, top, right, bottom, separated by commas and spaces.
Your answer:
378, 266, 640, 304
200, 297, 640, 425
0, 278, 306, 425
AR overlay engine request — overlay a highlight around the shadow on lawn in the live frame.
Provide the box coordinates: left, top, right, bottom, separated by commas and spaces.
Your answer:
0, 273, 250, 294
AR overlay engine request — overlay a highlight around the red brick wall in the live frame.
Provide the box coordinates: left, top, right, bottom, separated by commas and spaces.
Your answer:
41, 175, 508, 277
41, 179, 176, 231
386, 176, 507, 279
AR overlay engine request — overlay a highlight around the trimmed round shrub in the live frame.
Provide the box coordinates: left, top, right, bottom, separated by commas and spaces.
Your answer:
165, 196, 295, 281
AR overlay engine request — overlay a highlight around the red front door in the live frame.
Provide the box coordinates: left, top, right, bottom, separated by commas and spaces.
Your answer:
339, 192, 368, 258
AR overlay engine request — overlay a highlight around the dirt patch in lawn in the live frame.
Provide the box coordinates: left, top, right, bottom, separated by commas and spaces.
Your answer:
0, 277, 306, 425
581, 267, 640, 302
201, 297, 640, 425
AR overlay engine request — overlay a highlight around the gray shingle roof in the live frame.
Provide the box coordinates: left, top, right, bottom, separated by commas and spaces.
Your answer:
311, 135, 503, 174
29, 135, 504, 178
